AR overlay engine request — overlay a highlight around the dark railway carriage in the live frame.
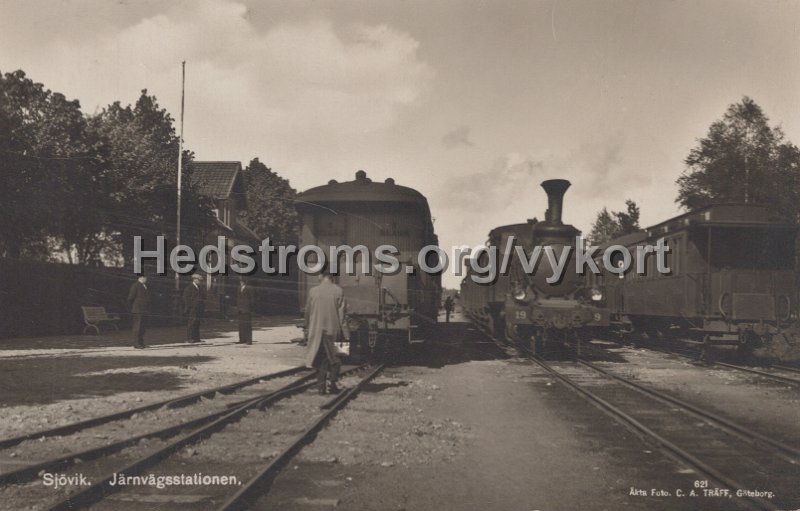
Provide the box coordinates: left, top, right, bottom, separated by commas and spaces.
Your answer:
295, 170, 441, 356
590, 204, 799, 356
460, 222, 535, 337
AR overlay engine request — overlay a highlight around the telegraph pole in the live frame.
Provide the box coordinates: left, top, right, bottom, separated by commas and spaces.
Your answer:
175, 61, 185, 292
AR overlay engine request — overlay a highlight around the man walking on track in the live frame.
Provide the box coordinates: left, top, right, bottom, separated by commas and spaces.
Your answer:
127, 274, 150, 349
183, 273, 206, 343
444, 295, 454, 323
236, 276, 254, 345
304, 270, 348, 394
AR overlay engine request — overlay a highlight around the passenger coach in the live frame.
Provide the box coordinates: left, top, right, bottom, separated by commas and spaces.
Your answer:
590, 204, 799, 357
295, 170, 441, 357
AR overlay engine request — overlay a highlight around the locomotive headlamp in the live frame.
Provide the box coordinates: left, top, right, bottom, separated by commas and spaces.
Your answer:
590, 288, 603, 302
512, 288, 527, 301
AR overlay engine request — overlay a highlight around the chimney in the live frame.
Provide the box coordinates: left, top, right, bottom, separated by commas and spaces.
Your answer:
541, 179, 570, 225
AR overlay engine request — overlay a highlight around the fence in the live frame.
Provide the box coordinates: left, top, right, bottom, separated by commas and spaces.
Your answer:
0, 259, 299, 339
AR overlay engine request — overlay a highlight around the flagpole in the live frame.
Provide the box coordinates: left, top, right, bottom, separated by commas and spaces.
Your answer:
175, 61, 185, 292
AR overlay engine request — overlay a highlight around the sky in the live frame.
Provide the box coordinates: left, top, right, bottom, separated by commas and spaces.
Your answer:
2, 0, 799, 287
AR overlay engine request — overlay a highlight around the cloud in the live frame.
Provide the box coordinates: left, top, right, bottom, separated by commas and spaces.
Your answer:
439, 153, 545, 211
0, 0, 435, 174
441, 125, 474, 148
435, 135, 648, 219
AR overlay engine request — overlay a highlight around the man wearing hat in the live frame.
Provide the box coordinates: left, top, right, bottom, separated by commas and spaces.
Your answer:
183, 273, 206, 343
236, 276, 255, 345
304, 270, 349, 394
127, 274, 150, 349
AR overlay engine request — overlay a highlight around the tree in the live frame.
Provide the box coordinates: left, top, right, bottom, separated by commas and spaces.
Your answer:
240, 158, 299, 246
0, 70, 107, 262
615, 199, 640, 235
676, 96, 800, 221
588, 200, 641, 245
88, 90, 215, 265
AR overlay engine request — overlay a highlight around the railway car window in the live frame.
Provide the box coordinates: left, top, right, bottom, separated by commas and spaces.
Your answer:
707, 228, 794, 270
661, 239, 673, 277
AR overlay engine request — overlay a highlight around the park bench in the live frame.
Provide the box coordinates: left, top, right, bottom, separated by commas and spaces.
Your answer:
81, 306, 121, 334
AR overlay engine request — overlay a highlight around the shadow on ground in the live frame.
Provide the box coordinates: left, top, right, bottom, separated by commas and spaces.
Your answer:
0, 355, 214, 406
389, 322, 510, 369
0, 316, 297, 351
380, 323, 630, 367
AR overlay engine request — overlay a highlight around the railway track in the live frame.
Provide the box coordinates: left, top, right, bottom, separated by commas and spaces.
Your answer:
0, 368, 316, 486
641, 343, 800, 387
0, 366, 306, 450
2, 363, 383, 511
474, 325, 798, 510
712, 361, 800, 387
523, 348, 798, 511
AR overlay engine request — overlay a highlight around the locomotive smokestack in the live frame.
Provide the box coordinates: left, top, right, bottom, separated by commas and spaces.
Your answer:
541, 179, 571, 225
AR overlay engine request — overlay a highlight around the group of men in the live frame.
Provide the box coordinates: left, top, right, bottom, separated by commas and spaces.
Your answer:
126, 269, 349, 395
126, 274, 254, 349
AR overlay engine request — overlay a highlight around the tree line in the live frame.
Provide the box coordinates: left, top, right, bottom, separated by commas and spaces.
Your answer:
0, 69, 298, 266
588, 96, 800, 245
2, 70, 796, 258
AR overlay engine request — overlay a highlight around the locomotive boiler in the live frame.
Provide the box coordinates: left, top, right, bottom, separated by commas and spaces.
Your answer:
461, 179, 609, 355
295, 170, 441, 358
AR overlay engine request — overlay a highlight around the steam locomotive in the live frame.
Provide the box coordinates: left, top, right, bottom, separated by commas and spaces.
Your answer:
461, 179, 609, 355
294, 170, 441, 357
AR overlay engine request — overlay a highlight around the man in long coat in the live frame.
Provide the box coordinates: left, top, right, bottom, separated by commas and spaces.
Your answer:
236, 276, 255, 345
444, 295, 454, 323
183, 273, 206, 343
127, 275, 150, 349
304, 272, 348, 394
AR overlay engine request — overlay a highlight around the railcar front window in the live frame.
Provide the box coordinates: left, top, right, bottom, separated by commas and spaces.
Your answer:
705, 228, 794, 270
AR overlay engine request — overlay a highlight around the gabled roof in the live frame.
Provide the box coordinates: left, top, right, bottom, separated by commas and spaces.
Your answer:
192, 161, 242, 199
233, 219, 261, 241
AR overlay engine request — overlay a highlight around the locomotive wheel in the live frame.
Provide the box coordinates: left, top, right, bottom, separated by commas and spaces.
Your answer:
530, 329, 546, 356
505, 322, 519, 344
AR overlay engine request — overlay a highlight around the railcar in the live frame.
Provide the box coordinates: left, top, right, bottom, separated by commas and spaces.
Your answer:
589, 204, 800, 358
461, 179, 609, 355
295, 170, 441, 357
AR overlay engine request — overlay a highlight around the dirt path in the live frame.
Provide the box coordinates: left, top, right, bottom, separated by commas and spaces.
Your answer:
260, 355, 736, 511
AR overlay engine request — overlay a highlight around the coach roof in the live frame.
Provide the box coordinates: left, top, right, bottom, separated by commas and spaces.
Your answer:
295, 170, 430, 210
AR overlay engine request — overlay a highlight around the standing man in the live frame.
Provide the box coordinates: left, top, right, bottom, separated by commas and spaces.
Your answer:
183, 273, 206, 343
304, 271, 348, 394
127, 274, 150, 349
444, 295, 454, 323
236, 276, 255, 345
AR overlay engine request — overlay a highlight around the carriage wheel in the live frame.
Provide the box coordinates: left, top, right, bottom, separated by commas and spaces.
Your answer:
737, 331, 761, 362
